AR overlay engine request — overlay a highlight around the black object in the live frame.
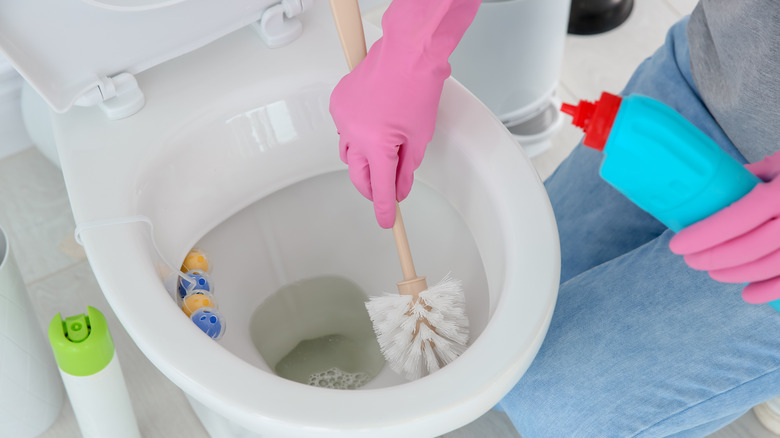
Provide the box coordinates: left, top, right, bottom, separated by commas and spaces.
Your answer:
568, 0, 634, 35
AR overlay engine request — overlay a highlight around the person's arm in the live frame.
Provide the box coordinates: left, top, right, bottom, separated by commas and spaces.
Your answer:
329, 0, 481, 228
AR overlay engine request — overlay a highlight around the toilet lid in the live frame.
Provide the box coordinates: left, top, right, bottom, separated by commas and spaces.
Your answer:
0, 0, 279, 113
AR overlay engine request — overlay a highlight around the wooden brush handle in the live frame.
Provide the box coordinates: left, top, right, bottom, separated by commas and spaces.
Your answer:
393, 203, 428, 294
392, 203, 420, 280
329, 0, 428, 296
329, 0, 367, 70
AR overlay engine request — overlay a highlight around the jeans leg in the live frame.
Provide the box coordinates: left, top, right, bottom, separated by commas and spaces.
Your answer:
667, 411, 745, 437
544, 141, 665, 283
500, 231, 780, 437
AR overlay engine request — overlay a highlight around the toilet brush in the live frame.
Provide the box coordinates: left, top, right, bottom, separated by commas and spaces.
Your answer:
328, 0, 469, 380
365, 204, 469, 380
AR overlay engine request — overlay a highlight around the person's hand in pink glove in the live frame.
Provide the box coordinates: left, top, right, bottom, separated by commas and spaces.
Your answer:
329, 0, 480, 228
670, 150, 780, 304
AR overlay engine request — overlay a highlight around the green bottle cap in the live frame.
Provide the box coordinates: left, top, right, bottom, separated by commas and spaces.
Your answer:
48, 306, 115, 376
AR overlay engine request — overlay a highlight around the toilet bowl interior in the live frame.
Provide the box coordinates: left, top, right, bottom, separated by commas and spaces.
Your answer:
134, 92, 492, 388
191, 171, 489, 388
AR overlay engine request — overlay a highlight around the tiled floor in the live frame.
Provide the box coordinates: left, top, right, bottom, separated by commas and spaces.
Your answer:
1, 1, 777, 437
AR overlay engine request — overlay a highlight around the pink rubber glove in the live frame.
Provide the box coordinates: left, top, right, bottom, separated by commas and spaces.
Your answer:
329, 0, 480, 228
670, 151, 780, 304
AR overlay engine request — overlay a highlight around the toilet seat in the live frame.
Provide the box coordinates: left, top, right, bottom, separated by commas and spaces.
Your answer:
5, 2, 560, 436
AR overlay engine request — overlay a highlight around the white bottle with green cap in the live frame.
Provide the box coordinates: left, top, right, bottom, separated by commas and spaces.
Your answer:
48, 306, 140, 438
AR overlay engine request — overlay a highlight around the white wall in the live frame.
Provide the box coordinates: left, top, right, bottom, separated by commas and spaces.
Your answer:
0, 55, 33, 161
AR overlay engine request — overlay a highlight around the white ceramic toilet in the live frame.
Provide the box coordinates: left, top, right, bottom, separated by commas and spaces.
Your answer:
1, 1, 560, 436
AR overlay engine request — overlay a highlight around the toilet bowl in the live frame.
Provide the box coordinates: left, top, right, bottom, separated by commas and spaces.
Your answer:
4, 1, 560, 436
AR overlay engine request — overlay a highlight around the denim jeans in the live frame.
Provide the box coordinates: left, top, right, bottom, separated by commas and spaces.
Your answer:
498, 17, 780, 437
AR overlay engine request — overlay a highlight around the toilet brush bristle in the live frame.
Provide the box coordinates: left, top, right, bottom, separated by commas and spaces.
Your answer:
365, 274, 469, 380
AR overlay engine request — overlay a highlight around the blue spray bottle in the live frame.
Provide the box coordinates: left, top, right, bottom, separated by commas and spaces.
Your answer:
561, 91, 780, 311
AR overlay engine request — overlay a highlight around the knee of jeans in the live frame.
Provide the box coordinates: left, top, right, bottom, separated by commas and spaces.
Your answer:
498, 396, 627, 437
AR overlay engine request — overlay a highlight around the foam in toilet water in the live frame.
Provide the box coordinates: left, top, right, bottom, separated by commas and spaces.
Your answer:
308, 367, 371, 390
276, 334, 374, 390
250, 276, 385, 390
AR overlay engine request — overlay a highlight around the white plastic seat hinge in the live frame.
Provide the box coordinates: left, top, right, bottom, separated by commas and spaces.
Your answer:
252, 0, 314, 49
75, 72, 145, 120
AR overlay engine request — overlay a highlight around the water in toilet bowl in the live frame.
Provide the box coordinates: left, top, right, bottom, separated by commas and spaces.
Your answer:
251, 275, 384, 390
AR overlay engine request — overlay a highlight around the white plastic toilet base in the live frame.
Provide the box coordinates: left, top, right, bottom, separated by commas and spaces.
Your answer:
508, 98, 563, 158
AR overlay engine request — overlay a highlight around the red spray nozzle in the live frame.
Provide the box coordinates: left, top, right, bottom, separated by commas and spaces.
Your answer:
560, 100, 597, 131
560, 92, 622, 151
561, 100, 588, 116
560, 102, 578, 116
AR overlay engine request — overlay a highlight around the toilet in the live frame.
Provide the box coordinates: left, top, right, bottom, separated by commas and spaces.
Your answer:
1, 1, 560, 436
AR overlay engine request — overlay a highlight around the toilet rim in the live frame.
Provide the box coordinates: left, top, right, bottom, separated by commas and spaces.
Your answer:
78, 126, 559, 435
80, 197, 555, 436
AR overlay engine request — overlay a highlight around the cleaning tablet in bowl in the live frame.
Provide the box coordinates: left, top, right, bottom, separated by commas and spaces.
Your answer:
179, 269, 212, 298
181, 248, 209, 273
191, 307, 225, 340
181, 290, 216, 317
